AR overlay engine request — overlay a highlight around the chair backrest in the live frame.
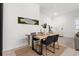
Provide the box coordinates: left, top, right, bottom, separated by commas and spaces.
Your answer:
31, 32, 36, 36
31, 32, 39, 40
53, 35, 59, 42
42, 35, 54, 46
42, 35, 59, 46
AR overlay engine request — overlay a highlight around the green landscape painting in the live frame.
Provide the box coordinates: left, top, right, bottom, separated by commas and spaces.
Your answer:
18, 17, 39, 25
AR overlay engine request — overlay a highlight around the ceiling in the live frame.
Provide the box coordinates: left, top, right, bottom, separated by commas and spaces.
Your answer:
39, 3, 79, 17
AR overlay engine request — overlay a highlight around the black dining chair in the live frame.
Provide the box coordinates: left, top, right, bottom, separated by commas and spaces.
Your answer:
41, 35, 55, 55
42, 35, 59, 55
50, 35, 59, 53
54, 35, 59, 49
31, 32, 36, 36
31, 32, 40, 52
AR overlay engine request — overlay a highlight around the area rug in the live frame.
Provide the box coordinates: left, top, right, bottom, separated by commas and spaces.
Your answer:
15, 45, 66, 56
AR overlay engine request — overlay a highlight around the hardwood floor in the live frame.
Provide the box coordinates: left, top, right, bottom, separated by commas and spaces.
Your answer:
3, 37, 79, 56
3, 45, 65, 56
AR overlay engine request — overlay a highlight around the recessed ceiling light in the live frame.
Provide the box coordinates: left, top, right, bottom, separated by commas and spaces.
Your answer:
53, 12, 58, 16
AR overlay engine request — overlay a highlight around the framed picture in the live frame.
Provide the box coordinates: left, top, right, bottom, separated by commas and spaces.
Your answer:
18, 17, 39, 25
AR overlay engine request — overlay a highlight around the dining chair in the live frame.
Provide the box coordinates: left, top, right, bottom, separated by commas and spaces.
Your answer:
42, 35, 59, 55
53, 35, 59, 49
25, 32, 37, 46
31, 32, 36, 36
41, 35, 55, 55
31, 32, 40, 52
50, 35, 59, 53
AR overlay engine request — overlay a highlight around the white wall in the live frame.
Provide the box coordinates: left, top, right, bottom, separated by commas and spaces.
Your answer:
40, 10, 79, 38
3, 3, 40, 51
52, 10, 79, 37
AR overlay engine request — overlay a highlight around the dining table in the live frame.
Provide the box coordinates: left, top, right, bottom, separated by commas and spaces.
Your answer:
32, 32, 59, 55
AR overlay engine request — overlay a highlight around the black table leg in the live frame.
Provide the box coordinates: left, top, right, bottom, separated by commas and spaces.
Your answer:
40, 39, 43, 55
32, 38, 43, 55
32, 37, 34, 50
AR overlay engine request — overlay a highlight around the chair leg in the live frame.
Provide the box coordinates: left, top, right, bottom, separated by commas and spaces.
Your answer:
46, 46, 47, 56
28, 35, 30, 46
51, 41, 59, 49
53, 43, 55, 53
57, 41, 59, 49
35, 41, 38, 51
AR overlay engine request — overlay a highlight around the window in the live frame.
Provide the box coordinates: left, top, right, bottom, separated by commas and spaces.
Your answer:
75, 19, 79, 33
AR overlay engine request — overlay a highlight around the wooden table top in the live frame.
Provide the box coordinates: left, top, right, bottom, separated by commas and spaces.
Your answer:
34, 32, 59, 40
